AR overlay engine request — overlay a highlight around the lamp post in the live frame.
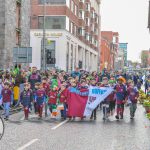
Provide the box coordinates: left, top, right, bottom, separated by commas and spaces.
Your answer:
41, 0, 46, 70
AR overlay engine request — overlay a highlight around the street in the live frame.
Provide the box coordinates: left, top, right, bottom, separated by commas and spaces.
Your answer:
0, 104, 150, 150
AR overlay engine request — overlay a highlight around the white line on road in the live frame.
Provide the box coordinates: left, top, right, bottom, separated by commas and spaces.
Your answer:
17, 139, 39, 150
20, 117, 25, 121
51, 120, 68, 130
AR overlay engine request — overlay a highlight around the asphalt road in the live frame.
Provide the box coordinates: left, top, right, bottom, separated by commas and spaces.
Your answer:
0, 104, 150, 150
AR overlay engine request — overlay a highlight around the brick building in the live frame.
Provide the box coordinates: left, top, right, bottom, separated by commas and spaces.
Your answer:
0, 0, 30, 69
100, 31, 119, 71
30, 0, 101, 71
141, 50, 150, 68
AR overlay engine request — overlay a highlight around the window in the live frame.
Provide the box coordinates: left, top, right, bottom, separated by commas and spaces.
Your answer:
78, 28, 85, 36
91, 11, 95, 18
74, 25, 77, 36
79, 0, 84, 2
91, 24, 94, 32
38, 0, 66, 5
45, 41, 56, 65
85, 33, 90, 41
85, 18, 90, 26
79, 10, 84, 19
70, 22, 73, 34
75, 5, 78, 16
85, 3, 90, 11
38, 16, 66, 29
71, 0, 74, 12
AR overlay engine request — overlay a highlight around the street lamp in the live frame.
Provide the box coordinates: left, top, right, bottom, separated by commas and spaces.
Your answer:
41, 0, 46, 70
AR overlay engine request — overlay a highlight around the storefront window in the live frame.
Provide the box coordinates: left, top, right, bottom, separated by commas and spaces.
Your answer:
38, 16, 66, 29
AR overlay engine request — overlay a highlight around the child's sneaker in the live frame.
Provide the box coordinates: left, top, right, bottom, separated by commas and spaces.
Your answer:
115, 115, 119, 120
4, 116, 9, 121
120, 115, 123, 119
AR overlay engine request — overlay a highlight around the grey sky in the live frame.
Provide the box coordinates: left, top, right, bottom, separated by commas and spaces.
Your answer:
101, 0, 150, 62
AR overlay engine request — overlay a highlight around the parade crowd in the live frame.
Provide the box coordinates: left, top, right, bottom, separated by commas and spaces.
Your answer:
0, 65, 150, 122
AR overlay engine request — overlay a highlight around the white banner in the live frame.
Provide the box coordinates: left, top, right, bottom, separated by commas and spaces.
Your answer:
84, 86, 113, 117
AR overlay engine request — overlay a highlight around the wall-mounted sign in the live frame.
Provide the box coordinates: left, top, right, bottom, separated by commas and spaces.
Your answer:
13, 47, 32, 63
34, 33, 63, 37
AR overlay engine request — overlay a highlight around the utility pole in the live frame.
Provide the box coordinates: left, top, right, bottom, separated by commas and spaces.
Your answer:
41, 0, 46, 70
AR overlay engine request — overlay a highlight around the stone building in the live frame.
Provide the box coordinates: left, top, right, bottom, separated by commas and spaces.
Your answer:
0, 0, 30, 69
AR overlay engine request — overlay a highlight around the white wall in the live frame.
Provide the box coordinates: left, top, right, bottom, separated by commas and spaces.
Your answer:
30, 29, 98, 71
66, 16, 70, 31
30, 32, 42, 69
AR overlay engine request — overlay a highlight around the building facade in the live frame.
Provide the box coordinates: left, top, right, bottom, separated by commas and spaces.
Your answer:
0, 0, 30, 69
100, 37, 111, 71
100, 31, 119, 71
30, 0, 101, 71
141, 50, 150, 68
119, 43, 128, 67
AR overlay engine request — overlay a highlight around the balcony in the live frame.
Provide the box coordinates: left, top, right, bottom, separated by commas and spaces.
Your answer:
79, 19, 85, 27
85, 11, 90, 18
85, 26, 91, 33
79, 2, 85, 10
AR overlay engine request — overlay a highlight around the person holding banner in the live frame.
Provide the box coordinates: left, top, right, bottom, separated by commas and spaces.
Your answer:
58, 84, 68, 120
78, 79, 89, 120
90, 78, 97, 120
114, 77, 127, 120
41, 77, 50, 117
100, 77, 112, 120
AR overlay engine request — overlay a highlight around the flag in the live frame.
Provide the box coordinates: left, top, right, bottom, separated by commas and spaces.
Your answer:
68, 86, 113, 117
68, 92, 88, 117
83, 86, 113, 117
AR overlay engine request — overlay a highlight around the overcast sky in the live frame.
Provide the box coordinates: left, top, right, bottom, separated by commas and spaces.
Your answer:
101, 0, 150, 62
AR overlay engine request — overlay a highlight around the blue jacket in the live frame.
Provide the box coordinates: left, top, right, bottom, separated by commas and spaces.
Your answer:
35, 89, 46, 105
20, 90, 33, 107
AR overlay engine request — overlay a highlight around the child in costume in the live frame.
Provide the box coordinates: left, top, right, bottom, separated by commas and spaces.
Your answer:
58, 84, 68, 120
90, 78, 97, 120
34, 83, 46, 119
42, 76, 50, 117
114, 77, 127, 120
48, 85, 58, 117
20, 83, 33, 120
127, 81, 139, 119
2, 82, 12, 120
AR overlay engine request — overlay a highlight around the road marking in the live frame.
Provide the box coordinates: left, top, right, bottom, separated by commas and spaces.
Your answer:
20, 117, 25, 121
17, 139, 39, 150
51, 120, 68, 130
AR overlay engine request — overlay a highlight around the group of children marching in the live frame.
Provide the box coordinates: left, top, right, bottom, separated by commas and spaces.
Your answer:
1, 71, 150, 122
